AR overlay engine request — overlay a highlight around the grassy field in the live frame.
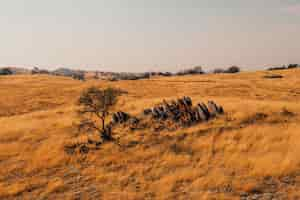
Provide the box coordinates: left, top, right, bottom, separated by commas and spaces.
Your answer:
0, 69, 300, 199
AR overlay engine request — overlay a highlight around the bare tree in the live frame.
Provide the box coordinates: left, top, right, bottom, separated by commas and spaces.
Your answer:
78, 87, 121, 141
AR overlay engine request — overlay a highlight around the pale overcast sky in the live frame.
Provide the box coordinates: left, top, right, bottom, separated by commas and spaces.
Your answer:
0, 0, 299, 72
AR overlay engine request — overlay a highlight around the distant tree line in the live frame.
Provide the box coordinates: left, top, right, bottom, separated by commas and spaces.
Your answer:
268, 64, 299, 71
6, 64, 300, 80
31, 67, 85, 81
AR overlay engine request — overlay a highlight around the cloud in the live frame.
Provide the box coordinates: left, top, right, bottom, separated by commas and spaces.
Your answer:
284, 4, 300, 15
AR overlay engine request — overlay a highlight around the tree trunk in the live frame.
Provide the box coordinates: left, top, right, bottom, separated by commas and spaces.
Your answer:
101, 117, 105, 131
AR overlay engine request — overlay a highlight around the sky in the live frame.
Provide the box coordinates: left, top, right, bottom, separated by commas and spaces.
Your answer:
0, 0, 299, 72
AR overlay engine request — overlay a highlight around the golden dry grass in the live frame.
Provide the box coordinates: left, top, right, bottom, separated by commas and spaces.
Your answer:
0, 69, 300, 199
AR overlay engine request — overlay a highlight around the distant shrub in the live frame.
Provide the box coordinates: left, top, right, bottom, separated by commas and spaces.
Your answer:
108, 77, 118, 81
287, 64, 299, 69
267, 66, 287, 71
155, 72, 173, 77
51, 68, 85, 81
225, 66, 240, 73
176, 66, 205, 76
162, 72, 173, 76
0, 68, 13, 75
213, 68, 225, 74
267, 64, 299, 71
31, 67, 50, 74
72, 72, 85, 81
140, 72, 151, 79
264, 74, 283, 79
118, 73, 139, 80
212, 66, 240, 74
93, 71, 100, 79
109, 72, 150, 81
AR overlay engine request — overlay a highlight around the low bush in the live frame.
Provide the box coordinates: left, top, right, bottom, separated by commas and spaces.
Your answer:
0, 68, 13, 75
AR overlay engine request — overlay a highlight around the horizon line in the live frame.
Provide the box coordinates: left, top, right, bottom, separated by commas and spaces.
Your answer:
1, 63, 296, 73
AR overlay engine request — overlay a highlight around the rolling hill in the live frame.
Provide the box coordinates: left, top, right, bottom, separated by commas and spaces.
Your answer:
0, 69, 300, 199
